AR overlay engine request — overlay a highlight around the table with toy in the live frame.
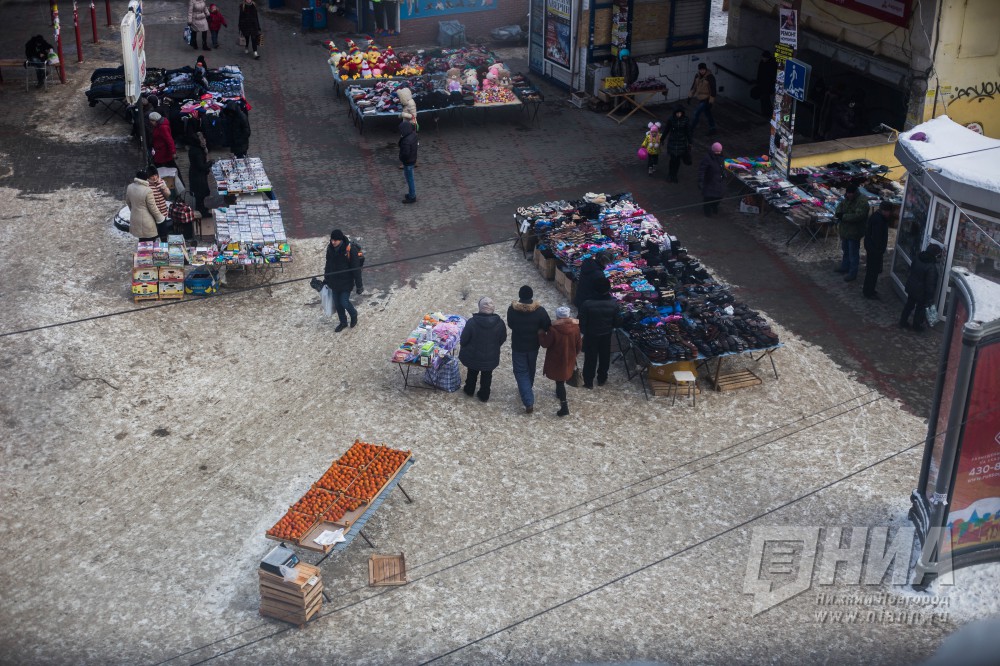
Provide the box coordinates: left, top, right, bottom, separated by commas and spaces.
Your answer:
265, 440, 415, 565
390, 312, 466, 390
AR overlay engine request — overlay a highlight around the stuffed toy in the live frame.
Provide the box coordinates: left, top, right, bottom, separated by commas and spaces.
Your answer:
482, 69, 497, 91
462, 68, 479, 89
361, 59, 372, 79
347, 52, 364, 79
446, 67, 462, 93
498, 68, 513, 89
396, 86, 417, 120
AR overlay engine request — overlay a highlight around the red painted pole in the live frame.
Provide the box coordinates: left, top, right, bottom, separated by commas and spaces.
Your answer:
52, 1, 66, 83
74, 1, 84, 62
91, 1, 99, 43
105, 0, 112, 27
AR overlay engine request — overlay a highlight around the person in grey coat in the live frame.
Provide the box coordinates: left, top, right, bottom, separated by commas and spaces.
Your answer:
697, 142, 726, 217
459, 297, 508, 403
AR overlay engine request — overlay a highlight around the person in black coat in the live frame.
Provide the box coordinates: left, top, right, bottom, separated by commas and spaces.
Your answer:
226, 102, 251, 158
506, 285, 551, 414
755, 51, 777, 118
578, 277, 621, 389
459, 297, 508, 403
238, 0, 261, 58
899, 244, 942, 332
399, 119, 418, 204
862, 201, 893, 299
324, 229, 364, 332
25, 34, 53, 87
574, 252, 610, 309
188, 131, 213, 217
697, 142, 726, 217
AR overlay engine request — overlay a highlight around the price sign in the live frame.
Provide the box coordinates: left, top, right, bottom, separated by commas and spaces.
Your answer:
602, 76, 625, 90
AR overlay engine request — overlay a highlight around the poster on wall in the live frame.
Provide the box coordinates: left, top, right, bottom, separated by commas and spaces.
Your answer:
611, 0, 632, 56
823, 0, 912, 28
544, 0, 571, 69
945, 339, 1000, 556
400, 0, 496, 20
779, 8, 797, 48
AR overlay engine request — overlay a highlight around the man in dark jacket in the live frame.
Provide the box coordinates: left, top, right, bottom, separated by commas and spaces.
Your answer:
697, 142, 725, 217
688, 62, 717, 135
574, 252, 610, 309
578, 277, 621, 389
899, 244, 942, 332
399, 119, 418, 204
324, 229, 364, 332
506, 285, 551, 414
459, 297, 507, 402
862, 201, 893, 299
664, 106, 692, 183
834, 183, 870, 282
226, 102, 251, 158
755, 51, 777, 118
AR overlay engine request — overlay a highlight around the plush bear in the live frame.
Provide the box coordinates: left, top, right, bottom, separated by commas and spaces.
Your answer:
396, 86, 417, 120
462, 68, 479, 89
348, 52, 364, 79
361, 60, 372, 79
498, 68, 513, 89
482, 69, 498, 91
446, 67, 462, 93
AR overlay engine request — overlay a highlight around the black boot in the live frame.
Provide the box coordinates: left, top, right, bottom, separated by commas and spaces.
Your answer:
556, 401, 569, 417
202, 34, 212, 50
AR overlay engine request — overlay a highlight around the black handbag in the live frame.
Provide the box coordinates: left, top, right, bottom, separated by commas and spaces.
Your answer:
310, 277, 324, 292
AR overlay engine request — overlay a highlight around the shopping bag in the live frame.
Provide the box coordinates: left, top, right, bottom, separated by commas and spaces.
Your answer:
184, 24, 193, 46
321, 285, 334, 317
258, 32, 265, 46
925, 304, 940, 327
424, 356, 461, 392
239, 34, 246, 47
567, 366, 582, 387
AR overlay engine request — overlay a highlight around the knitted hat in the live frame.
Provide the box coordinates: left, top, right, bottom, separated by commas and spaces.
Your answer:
711, 142, 723, 154
518, 285, 533, 303
330, 229, 347, 241
555, 306, 571, 319
478, 297, 495, 314
149, 112, 162, 122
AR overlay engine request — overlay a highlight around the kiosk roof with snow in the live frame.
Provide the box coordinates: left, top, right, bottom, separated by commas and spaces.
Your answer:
895, 115, 1000, 212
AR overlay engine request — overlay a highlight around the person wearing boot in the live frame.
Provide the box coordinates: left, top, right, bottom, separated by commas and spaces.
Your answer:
459, 297, 507, 403
188, 0, 212, 51
899, 243, 942, 332
578, 277, 620, 389
323, 229, 364, 332
507, 285, 551, 414
540, 306, 582, 417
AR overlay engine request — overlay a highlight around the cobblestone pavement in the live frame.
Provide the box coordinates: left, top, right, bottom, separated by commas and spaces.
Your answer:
0, 2, 942, 416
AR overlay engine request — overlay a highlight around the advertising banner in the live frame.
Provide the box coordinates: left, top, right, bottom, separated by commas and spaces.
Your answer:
401, 0, 496, 20
946, 338, 1000, 556
924, 300, 969, 496
779, 8, 797, 48
543, 0, 571, 69
120, 0, 145, 105
823, 0, 912, 28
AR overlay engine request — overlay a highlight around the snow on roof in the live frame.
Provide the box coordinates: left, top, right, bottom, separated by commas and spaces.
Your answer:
898, 116, 1000, 194
955, 268, 1000, 329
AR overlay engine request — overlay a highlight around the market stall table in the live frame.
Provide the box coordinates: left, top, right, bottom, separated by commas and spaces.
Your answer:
391, 313, 465, 390
602, 86, 667, 125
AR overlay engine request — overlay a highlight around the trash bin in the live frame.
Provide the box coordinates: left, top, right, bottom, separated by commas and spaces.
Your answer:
302, 7, 314, 30
438, 20, 466, 48
313, 5, 327, 29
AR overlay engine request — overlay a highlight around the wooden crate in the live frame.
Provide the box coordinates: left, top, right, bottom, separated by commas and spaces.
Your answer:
647, 360, 697, 383
648, 379, 702, 397
710, 369, 762, 392
259, 563, 323, 626
534, 248, 556, 280
133, 294, 159, 303
369, 553, 408, 586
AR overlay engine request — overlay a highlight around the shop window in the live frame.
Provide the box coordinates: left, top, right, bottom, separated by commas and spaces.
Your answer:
929, 200, 954, 247
896, 178, 932, 263
954, 211, 1000, 283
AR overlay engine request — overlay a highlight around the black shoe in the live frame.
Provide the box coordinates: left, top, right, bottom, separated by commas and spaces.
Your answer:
463, 385, 475, 397
582, 383, 594, 389
477, 393, 489, 403
597, 379, 607, 386
402, 196, 416, 204
525, 405, 533, 414
844, 275, 857, 282
349, 318, 358, 328
334, 323, 348, 332
863, 292, 880, 300
833, 267, 848, 274
912, 326, 926, 333
556, 402, 569, 417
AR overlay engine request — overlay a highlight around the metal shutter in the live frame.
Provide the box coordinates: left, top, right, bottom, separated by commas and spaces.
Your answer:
668, 0, 709, 51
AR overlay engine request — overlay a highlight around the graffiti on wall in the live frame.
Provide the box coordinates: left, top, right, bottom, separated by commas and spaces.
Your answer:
953, 81, 999, 103
400, 0, 496, 20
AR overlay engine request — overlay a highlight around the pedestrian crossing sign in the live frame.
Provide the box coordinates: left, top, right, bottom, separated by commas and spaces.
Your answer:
784, 58, 810, 102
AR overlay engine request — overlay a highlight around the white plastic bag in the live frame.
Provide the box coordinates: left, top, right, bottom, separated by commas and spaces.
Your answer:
926, 304, 940, 327
321, 285, 334, 317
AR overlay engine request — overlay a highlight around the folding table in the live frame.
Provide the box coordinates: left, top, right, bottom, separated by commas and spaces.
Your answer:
603, 88, 667, 125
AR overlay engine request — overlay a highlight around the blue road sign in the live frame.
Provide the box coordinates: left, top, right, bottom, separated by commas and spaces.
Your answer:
784, 58, 810, 102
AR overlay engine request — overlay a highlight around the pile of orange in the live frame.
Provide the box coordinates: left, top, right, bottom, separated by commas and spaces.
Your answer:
290, 487, 337, 517
323, 501, 346, 523
315, 464, 359, 492
338, 440, 382, 468
267, 510, 313, 540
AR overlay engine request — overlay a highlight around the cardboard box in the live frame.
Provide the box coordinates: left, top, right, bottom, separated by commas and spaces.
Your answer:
739, 194, 762, 215
158, 267, 185, 282
648, 360, 698, 383
159, 281, 184, 296
133, 267, 158, 283
132, 281, 159, 295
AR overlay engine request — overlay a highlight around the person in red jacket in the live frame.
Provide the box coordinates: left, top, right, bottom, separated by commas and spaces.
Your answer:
150, 112, 177, 168
208, 4, 228, 50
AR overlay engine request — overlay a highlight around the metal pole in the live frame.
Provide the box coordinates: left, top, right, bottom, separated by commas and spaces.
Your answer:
74, 1, 84, 63
52, 2, 67, 84
106, 0, 112, 26
137, 103, 150, 169
91, 1, 99, 43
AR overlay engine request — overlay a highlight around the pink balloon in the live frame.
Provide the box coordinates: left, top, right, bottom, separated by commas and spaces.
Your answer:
637, 147, 648, 160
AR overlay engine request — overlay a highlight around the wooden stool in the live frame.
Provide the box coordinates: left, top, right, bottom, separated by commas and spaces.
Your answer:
671, 370, 697, 407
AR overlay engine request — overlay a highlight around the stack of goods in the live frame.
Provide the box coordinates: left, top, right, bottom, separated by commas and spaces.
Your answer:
727, 158, 901, 214
266, 440, 413, 551
213, 201, 291, 265
86, 66, 166, 106
391, 313, 466, 367
131, 236, 186, 302
628, 77, 667, 92
212, 157, 271, 194
259, 560, 323, 626
160, 65, 245, 101
347, 78, 453, 117
327, 40, 419, 80
517, 192, 780, 364
511, 73, 543, 103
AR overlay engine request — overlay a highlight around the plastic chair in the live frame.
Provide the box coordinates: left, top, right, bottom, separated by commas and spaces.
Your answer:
671, 370, 697, 407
